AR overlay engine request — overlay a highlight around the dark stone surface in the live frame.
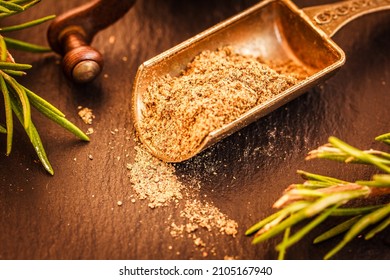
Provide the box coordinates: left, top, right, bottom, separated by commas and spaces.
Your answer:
0, 0, 389, 259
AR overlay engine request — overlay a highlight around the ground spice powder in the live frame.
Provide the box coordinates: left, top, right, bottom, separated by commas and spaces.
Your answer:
128, 145, 183, 208
127, 144, 238, 257
139, 46, 305, 161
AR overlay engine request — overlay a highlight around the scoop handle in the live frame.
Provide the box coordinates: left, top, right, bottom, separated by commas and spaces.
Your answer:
302, 0, 390, 37
47, 0, 136, 83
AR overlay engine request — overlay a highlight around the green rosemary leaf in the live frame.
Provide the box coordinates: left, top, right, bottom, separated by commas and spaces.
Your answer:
324, 203, 390, 259
297, 170, 348, 184
313, 216, 361, 244
285, 188, 326, 199
365, 215, 390, 240
0, 61, 32, 70
355, 180, 390, 187
0, 123, 6, 133
22, 86, 88, 141
375, 132, 390, 143
329, 136, 390, 173
276, 205, 338, 251
307, 143, 390, 165
1, 71, 30, 129
0, 74, 13, 155
9, 90, 53, 175
0, 0, 24, 12
3, 69, 26, 76
0, 35, 7, 61
9, 0, 38, 4
32, 99, 90, 141
356, 174, 390, 187
245, 201, 309, 236
23, 86, 64, 117
278, 227, 291, 260
301, 180, 337, 189
3, 37, 51, 53
20, 0, 40, 10
304, 190, 369, 217
0, 15, 55, 32
27, 121, 53, 174
368, 150, 390, 160
330, 205, 384, 216
0, 5, 11, 13
371, 174, 390, 184
252, 210, 306, 244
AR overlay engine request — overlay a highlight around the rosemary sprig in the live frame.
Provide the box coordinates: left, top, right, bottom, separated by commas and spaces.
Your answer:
0, 1, 89, 174
247, 135, 390, 259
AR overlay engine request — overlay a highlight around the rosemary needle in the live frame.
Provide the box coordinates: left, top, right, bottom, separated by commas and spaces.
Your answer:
278, 227, 291, 260
365, 215, 390, 240
0, 74, 13, 155
313, 216, 362, 244
0, 15, 55, 32
3, 37, 52, 53
9, 91, 53, 175
0, 123, 6, 133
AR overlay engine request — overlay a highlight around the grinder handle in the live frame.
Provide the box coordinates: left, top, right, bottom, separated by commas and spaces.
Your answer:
47, 0, 136, 83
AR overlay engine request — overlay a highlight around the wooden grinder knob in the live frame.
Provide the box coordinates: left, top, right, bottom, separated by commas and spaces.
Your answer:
47, 0, 136, 83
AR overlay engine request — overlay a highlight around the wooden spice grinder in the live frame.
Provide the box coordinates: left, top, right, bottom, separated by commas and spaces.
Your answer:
47, 0, 136, 83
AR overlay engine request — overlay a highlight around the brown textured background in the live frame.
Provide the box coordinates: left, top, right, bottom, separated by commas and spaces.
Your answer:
0, 0, 389, 259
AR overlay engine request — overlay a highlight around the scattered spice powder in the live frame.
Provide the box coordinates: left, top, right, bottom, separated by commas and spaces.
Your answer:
139, 46, 307, 161
127, 144, 239, 257
176, 199, 238, 237
127, 145, 183, 209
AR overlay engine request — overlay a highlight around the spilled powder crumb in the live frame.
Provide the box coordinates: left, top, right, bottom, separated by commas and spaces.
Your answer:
86, 127, 94, 135
109, 35, 116, 44
78, 106, 95, 125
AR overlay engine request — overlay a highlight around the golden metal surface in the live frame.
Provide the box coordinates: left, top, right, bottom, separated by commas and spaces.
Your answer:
131, 0, 390, 162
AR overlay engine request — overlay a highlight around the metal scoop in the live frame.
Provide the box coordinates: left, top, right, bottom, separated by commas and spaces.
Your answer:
132, 0, 390, 162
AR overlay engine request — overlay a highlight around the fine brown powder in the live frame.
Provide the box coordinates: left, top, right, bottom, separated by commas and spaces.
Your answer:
127, 144, 238, 257
139, 46, 306, 161
171, 198, 238, 237
127, 145, 183, 208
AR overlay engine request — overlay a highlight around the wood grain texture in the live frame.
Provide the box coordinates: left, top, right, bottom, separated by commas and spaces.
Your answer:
0, 0, 389, 260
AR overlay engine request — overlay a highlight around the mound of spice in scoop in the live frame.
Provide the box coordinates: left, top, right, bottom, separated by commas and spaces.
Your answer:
139, 46, 306, 161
